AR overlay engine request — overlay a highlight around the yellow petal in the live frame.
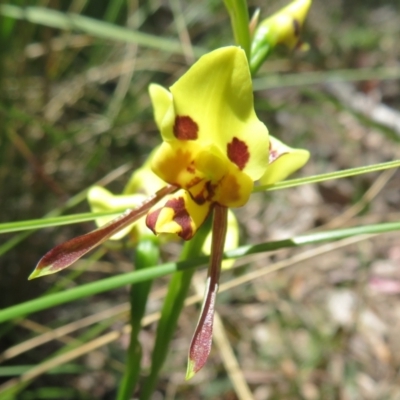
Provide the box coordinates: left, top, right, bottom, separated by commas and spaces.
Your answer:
146, 190, 213, 240
167, 46, 269, 181
148, 83, 175, 141
258, 135, 310, 186
152, 140, 253, 208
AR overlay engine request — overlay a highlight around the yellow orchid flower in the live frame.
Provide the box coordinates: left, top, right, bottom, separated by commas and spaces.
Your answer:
31, 46, 309, 378
87, 147, 242, 255
146, 46, 269, 240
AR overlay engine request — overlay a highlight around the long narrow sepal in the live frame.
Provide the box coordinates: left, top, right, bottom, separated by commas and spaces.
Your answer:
186, 205, 228, 380
29, 185, 177, 280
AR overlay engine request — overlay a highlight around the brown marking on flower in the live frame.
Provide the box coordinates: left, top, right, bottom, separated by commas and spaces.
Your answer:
227, 137, 249, 170
173, 116, 198, 140
269, 141, 287, 164
146, 208, 162, 235
186, 176, 202, 189
146, 197, 193, 239
190, 180, 217, 205
293, 18, 300, 37
165, 197, 193, 239
187, 161, 196, 174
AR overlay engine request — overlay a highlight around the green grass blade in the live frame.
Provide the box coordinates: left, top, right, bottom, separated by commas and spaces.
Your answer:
0, 210, 125, 234
1, 221, 399, 324
1, 160, 398, 234
0, 163, 132, 251
253, 66, 400, 91
0, 5, 205, 56
223, 0, 250, 58
256, 159, 400, 192
117, 239, 160, 400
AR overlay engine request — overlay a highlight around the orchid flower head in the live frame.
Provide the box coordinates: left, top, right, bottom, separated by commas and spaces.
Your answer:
146, 46, 269, 240
31, 46, 310, 380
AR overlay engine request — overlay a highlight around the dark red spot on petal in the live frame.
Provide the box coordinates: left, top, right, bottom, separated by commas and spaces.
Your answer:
173, 116, 198, 140
227, 137, 249, 170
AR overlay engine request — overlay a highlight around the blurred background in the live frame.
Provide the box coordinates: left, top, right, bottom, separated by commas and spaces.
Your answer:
1, 0, 400, 398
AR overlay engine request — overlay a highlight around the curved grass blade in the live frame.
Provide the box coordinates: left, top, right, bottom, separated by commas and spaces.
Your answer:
257, 159, 400, 192
0, 221, 399, 324
0, 5, 205, 57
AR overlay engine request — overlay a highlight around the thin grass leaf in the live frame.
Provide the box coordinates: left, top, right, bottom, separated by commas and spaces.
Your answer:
257, 159, 400, 192
0, 4, 206, 56
1, 160, 397, 235
0, 221, 399, 324
223, 0, 251, 58
253, 66, 400, 91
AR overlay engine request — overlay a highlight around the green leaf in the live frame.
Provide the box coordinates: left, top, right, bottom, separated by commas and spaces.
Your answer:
1, 160, 397, 235
223, 0, 251, 58
256, 159, 400, 192
1, 221, 399, 324
0, 4, 206, 57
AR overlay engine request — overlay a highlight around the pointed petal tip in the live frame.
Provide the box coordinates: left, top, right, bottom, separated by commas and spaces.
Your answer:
185, 358, 197, 381
28, 270, 39, 280
28, 262, 55, 280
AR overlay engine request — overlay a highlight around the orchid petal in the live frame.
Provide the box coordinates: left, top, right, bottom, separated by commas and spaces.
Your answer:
151, 140, 254, 208
150, 47, 269, 186
259, 135, 310, 186
146, 190, 213, 240
148, 84, 175, 141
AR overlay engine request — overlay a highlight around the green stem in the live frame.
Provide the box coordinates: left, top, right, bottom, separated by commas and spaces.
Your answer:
117, 238, 160, 400
223, 0, 251, 59
250, 41, 272, 76
1, 221, 399, 324
140, 215, 213, 400
0, 4, 206, 57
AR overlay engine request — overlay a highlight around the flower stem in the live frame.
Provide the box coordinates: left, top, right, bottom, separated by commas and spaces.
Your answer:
117, 238, 160, 400
223, 0, 251, 59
